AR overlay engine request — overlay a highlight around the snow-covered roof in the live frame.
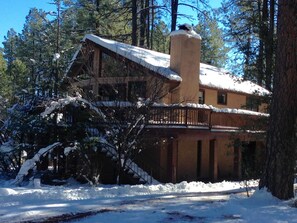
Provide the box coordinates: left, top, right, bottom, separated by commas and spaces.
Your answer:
74, 34, 269, 96
83, 34, 181, 82
199, 63, 270, 96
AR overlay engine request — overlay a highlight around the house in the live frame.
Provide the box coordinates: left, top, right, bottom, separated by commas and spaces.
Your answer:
66, 27, 269, 184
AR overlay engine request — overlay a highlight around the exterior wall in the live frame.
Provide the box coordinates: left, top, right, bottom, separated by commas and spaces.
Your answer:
176, 139, 197, 182
171, 138, 239, 182
204, 88, 217, 106
217, 139, 234, 179
227, 93, 246, 109
204, 88, 250, 109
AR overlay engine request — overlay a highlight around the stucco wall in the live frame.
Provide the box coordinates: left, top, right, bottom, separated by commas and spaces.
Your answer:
217, 139, 234, 179
177, 139, 197, 182
204, 88, 247, 109
174, 138, 239, 181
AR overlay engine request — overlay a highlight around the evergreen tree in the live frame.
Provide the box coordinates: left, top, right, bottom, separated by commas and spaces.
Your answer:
9, 59, 29, 100
151, 20, 170, 53
2, 29, 19, 76
0, 51, 11, 99
259, 0, 297, 200
0, 51, 12, 121
219, 0, 276, 88
195, 11, 229, 67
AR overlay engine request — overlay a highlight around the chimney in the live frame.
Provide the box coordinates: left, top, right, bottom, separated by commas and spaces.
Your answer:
169, 24, 201, 104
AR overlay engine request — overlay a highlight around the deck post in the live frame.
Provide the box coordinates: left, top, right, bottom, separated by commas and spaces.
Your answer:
209, 139, 218, 182
167, 139, 178, 183
233, 143, 242, 180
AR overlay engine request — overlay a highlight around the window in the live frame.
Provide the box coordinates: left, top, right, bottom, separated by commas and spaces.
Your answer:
128, 81, 146, 101
217, 91, 227, 105
81, 85, 93, 99
98, 84, 127, 101
77, 52, 94, 80
199, 90, 205, 104
101, 53, 127, 77
114, 83, 127, 101
246, 96, 259, 111
98, 84, 113, 101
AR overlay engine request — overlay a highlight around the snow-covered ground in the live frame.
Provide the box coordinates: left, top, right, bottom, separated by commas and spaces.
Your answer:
0, 179, 296, 223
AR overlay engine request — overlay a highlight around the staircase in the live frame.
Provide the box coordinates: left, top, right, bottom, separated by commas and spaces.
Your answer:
97, 137, 159, 185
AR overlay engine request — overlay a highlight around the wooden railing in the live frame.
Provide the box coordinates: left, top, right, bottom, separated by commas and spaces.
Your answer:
93, 104, 267, 131
148, 106, 210, 127
147, 106, 267, 131
210, 112, 267, 130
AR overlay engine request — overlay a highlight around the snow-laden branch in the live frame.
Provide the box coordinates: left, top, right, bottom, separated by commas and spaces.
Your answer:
13, 142, 62, 185
41, 94, 105, 120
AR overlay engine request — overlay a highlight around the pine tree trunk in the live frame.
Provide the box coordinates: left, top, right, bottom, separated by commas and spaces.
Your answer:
257, 0, 265, 86
259, 0, 297, 200
264, 0, 275, 91
139, 0, 146, 47
132, 0, 138, 46
150, 0, 154, 50
145, 0, 150, 48
171, 0, 178, 32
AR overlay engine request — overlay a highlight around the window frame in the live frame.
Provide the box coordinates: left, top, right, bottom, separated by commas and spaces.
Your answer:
217, 91, 227, 105
199, 89, 205, 104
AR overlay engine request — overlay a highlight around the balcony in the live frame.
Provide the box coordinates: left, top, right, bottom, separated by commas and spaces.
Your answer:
147, 106, 267, 132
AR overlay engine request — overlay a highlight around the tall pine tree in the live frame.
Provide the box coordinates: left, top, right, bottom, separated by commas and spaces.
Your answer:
259, 0, 297, 200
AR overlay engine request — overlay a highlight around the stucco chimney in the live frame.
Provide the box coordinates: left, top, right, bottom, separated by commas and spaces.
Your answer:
169, 25, 201, 104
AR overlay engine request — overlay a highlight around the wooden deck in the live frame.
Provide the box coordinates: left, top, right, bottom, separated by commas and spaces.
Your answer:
147, 106, 267, 132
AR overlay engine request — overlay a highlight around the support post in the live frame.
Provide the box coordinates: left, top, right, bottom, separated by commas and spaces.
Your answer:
209, 139, 218, 182
234, 144, 242, 180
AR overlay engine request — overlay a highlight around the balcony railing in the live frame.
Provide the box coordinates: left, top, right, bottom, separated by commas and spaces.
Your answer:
93, 104, 267, 132
148, 107, 210, 127
147, 106, 267, 131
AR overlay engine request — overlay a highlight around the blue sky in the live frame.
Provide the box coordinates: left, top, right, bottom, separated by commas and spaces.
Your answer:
0, 0, 56, 47
0, 0, 222, 48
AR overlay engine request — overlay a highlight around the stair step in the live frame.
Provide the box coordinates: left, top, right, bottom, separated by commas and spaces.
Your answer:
95, 142, 156, 184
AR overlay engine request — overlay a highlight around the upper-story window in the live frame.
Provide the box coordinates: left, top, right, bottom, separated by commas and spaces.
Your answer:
246, 96, 259, 111
101, 52, 146, 78
128, 81, 146, 101
101, 53, 128, 77
77, 51, 94, 80
98, 83, 127, 101
217, 91, 227, 105
199, 90, 205, 104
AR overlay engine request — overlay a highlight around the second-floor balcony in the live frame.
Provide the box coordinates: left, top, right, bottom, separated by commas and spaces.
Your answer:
147, 106, 268, 132
91, 102, 268, 134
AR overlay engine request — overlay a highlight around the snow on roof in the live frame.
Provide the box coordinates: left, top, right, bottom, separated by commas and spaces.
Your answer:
199, 63, 270, 96
170, 29, 202, 39
84, 34, 181, 82
79, 34, 269, 96
154, 102, 269, 117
